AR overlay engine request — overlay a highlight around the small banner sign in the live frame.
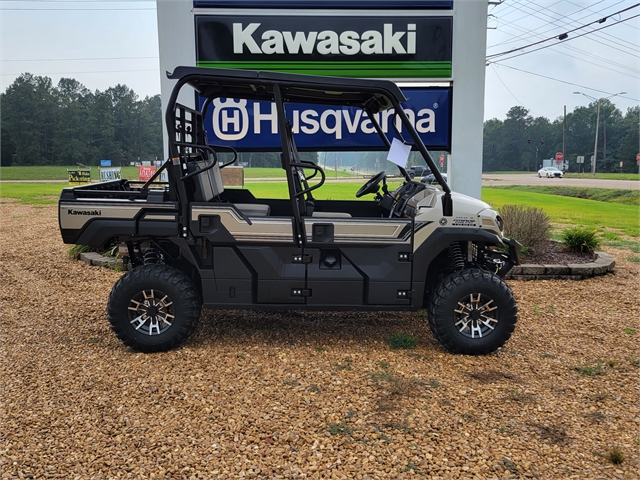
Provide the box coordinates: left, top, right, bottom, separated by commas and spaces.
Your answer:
68, 169, 91, 185
100, 159, 112, 167
138, 166, 157, 181
99, 167, 122, 182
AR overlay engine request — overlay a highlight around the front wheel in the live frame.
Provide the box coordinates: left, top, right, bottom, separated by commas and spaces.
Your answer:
427, 268, 517, 355
107, 264, 202, 352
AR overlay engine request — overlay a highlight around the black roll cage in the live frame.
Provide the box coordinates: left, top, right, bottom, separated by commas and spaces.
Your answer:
162, 66, 453, 227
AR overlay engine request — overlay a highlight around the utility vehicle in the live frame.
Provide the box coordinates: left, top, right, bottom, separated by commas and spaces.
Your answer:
58, 67, 520, 355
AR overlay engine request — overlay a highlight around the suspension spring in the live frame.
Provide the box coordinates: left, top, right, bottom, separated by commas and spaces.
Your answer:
449, 242, 465, 270
143, 247, 161, 265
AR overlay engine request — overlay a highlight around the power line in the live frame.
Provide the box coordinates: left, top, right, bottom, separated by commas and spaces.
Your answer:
490, 20, 639, 79
490, 64, 526, 107
1, 68, 158, 76
488, 0, 613, 49
490, 0, 639, 55
487, 13, 640, 64
489, 63, 640, 103
1, 6, 154, 10
566, 0, 639, 32
3, 56, 158, 62
489, 0, 567, 30
487, 3, 640, 60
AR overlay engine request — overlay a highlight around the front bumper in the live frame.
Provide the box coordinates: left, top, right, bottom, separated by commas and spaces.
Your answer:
497, 237, 522, 277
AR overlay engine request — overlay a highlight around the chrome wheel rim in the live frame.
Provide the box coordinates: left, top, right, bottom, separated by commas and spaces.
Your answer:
128, 289, 175, 335
454, 293, 498, 339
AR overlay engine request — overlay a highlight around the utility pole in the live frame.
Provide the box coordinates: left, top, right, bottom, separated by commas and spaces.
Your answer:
592, 102, 600, 175
574, 91, 626, 176
562, 105, 566, 172
603, 123, 607, 173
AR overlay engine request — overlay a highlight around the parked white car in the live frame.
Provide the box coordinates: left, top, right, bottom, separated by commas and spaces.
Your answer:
538, 166, 564, 178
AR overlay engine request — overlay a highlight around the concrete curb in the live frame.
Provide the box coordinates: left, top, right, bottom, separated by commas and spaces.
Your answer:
78, 252, 126, 270
506, 251, 615, 281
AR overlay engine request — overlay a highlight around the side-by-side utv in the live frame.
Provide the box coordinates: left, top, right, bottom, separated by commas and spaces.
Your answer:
58, 67, 520, 355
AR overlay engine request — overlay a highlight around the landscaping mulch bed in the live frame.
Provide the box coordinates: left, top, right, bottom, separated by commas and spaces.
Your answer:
520, 240, 595, 265
1, 203, 639, 479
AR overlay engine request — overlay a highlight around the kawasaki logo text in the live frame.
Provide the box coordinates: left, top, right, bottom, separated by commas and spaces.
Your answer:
233, 23, 416, 56
67, 209, 102, 216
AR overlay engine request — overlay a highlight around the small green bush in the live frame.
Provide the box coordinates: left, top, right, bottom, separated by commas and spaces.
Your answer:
561, 227, 600, 253
67, 244, 92, 259
386, 332, 419, 350
606, 445, 624, 465
328, 423, 353, 436
499, 204, 551, 254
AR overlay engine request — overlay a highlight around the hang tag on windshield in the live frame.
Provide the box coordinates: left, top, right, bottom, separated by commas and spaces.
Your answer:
386, 138, 411, 168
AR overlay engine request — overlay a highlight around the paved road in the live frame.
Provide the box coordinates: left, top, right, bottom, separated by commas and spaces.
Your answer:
481, 173, 639, 190
3, 174, 638, 190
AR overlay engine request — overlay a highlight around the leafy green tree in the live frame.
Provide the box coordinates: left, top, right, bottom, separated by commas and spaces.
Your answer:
1, 126, 16, 166
614, 106, 640, 173
54, 77, 91, 165
2, 73, 58, 165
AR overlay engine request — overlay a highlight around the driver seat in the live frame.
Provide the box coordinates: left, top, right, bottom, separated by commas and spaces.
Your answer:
190, 159, 271, 217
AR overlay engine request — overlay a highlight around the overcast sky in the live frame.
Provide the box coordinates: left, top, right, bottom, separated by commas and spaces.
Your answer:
1, 0, 638, 122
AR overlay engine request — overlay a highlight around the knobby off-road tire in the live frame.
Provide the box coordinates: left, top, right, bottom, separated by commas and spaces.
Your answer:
107, 264, 202, 352
428, 268, 517, 355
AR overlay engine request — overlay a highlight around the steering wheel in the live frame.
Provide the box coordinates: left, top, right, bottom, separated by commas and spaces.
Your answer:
355, 171, 386, 198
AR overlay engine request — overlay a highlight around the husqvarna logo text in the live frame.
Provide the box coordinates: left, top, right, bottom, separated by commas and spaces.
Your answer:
210, 101, 436, 142
233, 23, 417, 56
212, 99, 250, 141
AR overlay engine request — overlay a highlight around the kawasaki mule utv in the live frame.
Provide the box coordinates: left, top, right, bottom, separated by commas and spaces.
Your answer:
58, 67, 520, 355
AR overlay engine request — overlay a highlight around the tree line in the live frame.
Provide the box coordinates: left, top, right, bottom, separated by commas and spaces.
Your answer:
1, 73, 163, 167
484, 103, 640, 173
2, 73, 638, 173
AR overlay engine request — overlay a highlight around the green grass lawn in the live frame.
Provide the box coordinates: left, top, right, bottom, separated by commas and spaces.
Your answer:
483, 171, 638, 180
0, 183, 65, 204
482, 188, 639, 237
563, 172, 638, 181
0, 165, 357, 181
242, 179, 404, 200
489, 185, 639, 205
0, 165, 141, 181
3, 181, 638, 237
244, 167, 356, 179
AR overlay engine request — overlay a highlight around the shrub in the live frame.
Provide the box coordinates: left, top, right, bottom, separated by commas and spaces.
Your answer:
67, 244, 92, 259
499, 204, 551, 254
561, 227, 600, 253
606, 445, 624, 465
386, 332, 419, 350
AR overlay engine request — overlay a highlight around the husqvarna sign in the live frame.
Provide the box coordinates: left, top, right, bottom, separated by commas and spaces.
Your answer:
200, 88, 450, 150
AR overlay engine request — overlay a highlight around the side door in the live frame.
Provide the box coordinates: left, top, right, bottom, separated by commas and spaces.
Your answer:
191, 204, 306, 306
302, 216, 414, 308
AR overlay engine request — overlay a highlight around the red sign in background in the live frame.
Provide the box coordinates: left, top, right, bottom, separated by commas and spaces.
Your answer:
138, 166, 157, 181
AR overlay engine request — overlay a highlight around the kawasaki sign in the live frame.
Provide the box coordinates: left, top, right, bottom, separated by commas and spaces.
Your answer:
199, 88, 451, 150
195, 15, 452, 78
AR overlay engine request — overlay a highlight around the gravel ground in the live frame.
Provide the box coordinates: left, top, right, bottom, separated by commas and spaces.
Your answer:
1, 202, 639, 480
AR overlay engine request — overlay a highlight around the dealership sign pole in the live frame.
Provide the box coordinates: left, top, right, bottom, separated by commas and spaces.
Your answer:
156, 0, 488, 198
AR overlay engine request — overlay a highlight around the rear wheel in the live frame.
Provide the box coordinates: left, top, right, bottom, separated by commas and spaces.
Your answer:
107, 264, 201, 352
427, 268, 517, 355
